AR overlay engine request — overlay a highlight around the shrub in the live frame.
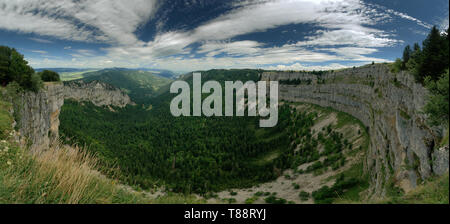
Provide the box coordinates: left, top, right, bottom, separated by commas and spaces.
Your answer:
264, 195, 286, 204
39, 70, 61, 82
424, 70, 449, 127
299, 191, 310, 201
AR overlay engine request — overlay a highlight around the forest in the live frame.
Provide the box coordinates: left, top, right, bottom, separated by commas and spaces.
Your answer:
60, 70, 296, 194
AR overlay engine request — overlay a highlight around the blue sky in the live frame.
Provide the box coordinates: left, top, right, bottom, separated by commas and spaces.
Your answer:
0, 0, 448, 73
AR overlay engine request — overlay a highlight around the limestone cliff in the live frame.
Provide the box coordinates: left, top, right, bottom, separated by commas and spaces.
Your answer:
261, 64, 449, 197
12, 83, 65, 151
11, 80, 134, 152
63, 80, 135, 108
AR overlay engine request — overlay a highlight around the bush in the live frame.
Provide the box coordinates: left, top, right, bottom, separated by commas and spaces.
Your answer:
299, 191, 310, 201
424, 70, 449, 127
39, 70, 60, 82
264, 195, 287, 204
390, 58, 403, 74
312, 174, 361, 204
245, 196, 258, 204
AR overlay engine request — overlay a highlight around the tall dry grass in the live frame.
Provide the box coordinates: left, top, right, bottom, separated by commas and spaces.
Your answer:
0, 138, 148, 204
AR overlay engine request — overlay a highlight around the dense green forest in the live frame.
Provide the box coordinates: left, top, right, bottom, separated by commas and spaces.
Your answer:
60, 69, 296, 194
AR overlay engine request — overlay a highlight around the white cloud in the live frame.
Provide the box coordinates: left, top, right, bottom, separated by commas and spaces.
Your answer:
29, 37, 53, 44
31, 50, 48, 54
0, 0, 158, 44
264, 62, 352, 71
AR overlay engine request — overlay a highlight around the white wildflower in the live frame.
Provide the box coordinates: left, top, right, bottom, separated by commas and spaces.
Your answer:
7, 161, 12, 166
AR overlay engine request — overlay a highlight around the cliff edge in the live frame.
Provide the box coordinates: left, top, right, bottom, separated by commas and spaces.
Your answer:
262, 63, 449, 197
10, 81, 134, 151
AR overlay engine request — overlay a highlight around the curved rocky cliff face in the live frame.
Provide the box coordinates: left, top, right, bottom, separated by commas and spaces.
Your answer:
63, 80, 135, 108
12, 80, 134, 151
262, 64, 448, 197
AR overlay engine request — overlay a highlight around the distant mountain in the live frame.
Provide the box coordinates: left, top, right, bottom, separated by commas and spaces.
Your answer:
35, 68, 94, 73
76, 68, 173, 104
134, 68, 177, 79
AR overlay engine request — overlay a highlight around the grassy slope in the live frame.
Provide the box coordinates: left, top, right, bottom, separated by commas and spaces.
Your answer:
391, 173, 449, 204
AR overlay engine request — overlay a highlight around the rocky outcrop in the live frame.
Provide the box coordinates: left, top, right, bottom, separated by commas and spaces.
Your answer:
11, 80, 134, 152
13, 83, 64, 151
63, 80, 135, 108
262, 64, 448, 197
433, 146, 449, 176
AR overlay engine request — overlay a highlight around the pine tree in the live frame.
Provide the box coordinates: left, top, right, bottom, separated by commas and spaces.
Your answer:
418, 26, 449, 82
402, 45, 412, 69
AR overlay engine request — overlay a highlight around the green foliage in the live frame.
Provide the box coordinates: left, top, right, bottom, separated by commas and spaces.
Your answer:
312, 162, 369, 204
405, 27, 449, 83
264, 195, 287, 204
245, 196, 258, 204
402, 45, 412, 69
39, 70, 61, 82
0, 46, 40, 92
60, 70, 296, 194
0, 98, 13, 139
393, 27, 449, 84
390, 58, 403, 74
299, 191, 310, 201
416, 27, 449, 82
388, 173, 449, 204
424, 70, 449, 127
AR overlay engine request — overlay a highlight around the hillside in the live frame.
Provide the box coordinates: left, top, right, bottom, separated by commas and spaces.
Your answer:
76, 68, 173, 104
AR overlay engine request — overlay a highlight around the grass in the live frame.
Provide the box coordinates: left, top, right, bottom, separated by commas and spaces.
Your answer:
0, 137, 206, 204
382, 173, 449, 204
0, 138, 149, 204
440, 129, 449, 147
0, 99, 13, 139
334, 162, 370, 202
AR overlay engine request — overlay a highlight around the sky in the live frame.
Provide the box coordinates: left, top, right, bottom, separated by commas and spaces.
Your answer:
0, 0, 448, 73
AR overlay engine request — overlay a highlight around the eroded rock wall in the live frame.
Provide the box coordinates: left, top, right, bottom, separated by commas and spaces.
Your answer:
12, 80, 134, 152
63, 80, 135, 108
262, 64, 447, 197
13, 83, 64, 151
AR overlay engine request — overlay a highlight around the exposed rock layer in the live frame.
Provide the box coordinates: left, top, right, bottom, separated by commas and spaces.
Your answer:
12, 80, 134, 151
63, 80, 134, 108
14, 83, 64, 151
262, 64, 447, 197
